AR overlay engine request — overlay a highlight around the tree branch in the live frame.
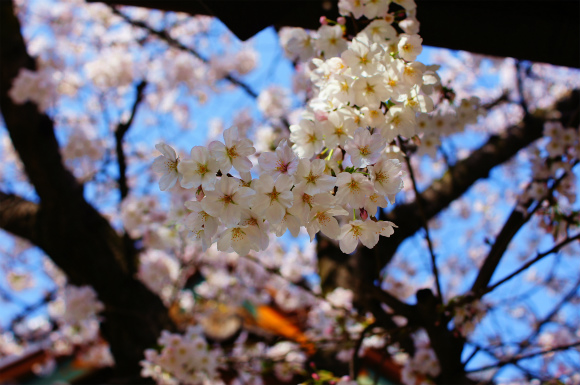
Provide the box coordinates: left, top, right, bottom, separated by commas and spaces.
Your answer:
484, 232, 580, 296
465, 341, 580, 374
471, 170, 570, 293
110, 7, 258, 99
115, 80, 147, 201
375, 89, 580, 271
400, 139, 442, 301
0, 192, 40, 245
0, 1, 174, 377
470, 205, 531, 293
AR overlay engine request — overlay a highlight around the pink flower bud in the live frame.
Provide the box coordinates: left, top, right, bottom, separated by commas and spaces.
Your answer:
319, 16, 328, 25
337, 16, 346, 25
195, 186, 205, 201
360, 208, 368, 220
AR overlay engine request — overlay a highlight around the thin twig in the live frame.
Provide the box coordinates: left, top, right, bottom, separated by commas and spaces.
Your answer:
7, 290, 58, 334
351, 322, 378, 379
110, 7, 258, 99
465, 341, 580, 373
518, 276, 580, 350
471, 170, 571, 293
399, 137, 443, 301
240, 254, 346, 313
464, 342, 547, 381
115, 80, 147, 201
462, 345, 480, 367
484, 232, 580, 296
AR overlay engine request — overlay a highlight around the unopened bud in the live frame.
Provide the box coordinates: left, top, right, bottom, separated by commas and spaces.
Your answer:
319, 16, 328, 25
196, 186, 205, 201
337, 16, 346, 25
360, 208, 368, 221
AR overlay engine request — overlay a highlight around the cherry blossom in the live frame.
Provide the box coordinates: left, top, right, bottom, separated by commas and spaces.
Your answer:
208, 126, 256, 173
257, 139, 298, 179
344, 127, 385, 168
335, 172, 375, 208
152, 143, 180, 191
252, 174, 294, 224
294, 159, 337, 195
339, 219, 381, 253
201, 176, 255, 227
178, 146, 219, 191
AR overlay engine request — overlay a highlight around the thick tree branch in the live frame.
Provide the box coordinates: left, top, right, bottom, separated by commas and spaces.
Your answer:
0, 192, 40, 245
93, 0, 580, 68
375, 90, 580, 271
470, 206, 531, 293
0, 1, 174, 378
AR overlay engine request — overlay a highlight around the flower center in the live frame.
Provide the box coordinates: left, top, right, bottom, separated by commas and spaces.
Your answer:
267, 187, 280, 202
231, 227, 245, 241
306, 172, 319, 185
220, 194, 234, 205
364, 83, 375, 94
197, 163, 209, 175
359, 54, 369, 65
359, 146, 371, 156
314, 211, 330, 224
226, 145, 238, 159
348, 180, 361, 191
376, 170, 389, 184
276, 160, 289, 173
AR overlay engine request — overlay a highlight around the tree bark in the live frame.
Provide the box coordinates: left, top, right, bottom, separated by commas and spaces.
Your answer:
0, 1, 174, 380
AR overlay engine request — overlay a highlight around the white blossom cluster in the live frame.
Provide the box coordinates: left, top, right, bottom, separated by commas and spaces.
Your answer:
518, 121, 580, 238
8, 67, 60, 112
153, 0, 478, 257
133, 223, 383, 384
48, 285, 104, 327
141, 326, 307, 385
415, 96, 484, 158
141, 326, 223, 385
84, 48, 135, 90
9, 285, 116, 373
153, 126, 402, 255
400, 334, 441, 385
136, 249, 181, 305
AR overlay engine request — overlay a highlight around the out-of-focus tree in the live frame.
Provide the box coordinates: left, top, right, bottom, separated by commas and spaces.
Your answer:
0, 0, 579, 384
